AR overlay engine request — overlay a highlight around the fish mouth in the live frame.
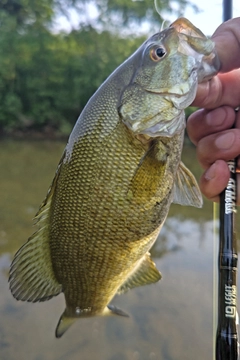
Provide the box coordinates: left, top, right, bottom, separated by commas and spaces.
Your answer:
171, 18, 220, 81
170, 18, 206, 38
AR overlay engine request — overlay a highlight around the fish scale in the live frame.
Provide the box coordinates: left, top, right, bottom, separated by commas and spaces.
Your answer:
50, 127, 180, 314
9, 18, 220, 337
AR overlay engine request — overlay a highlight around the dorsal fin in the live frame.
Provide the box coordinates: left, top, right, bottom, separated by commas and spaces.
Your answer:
173, 161, 203, 208
9, 157, 64, 302
117, 253, 161, 294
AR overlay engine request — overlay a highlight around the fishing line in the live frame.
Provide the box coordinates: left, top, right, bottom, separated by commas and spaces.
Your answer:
154, 0, 170, 31
154, 0, 161, 17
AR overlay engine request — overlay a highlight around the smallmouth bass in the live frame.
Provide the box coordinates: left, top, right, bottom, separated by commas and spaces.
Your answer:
9, 18, 220, 337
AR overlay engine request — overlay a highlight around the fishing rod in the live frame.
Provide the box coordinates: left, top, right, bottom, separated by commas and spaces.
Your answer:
215, 1, 238, 359
216, 159, 238, 359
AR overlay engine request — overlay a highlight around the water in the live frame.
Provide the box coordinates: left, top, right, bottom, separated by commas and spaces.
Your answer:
0, 139, 239, 360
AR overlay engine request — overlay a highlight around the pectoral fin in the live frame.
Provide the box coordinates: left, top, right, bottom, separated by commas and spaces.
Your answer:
117, 253, 161, 294
173, 161, 203, 208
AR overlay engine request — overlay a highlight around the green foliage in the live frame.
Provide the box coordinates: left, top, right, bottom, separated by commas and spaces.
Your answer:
0, 22, 145, 134
96, 0, 191, 29
0, 0, 195, 135
185, 106, 198, 119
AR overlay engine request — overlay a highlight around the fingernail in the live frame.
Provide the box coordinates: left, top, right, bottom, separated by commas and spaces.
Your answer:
206, 108, 225, 126
215, 132, 235, 150
205, 163, 216, 180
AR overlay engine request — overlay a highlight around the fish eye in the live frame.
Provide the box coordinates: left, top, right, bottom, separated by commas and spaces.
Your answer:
150, 46, 166, 61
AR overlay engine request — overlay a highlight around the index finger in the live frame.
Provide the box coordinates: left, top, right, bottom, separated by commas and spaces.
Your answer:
192, 17, 240, 108
213, 17, 240, 73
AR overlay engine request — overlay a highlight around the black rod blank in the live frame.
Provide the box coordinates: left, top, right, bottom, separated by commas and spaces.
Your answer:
223, 0, 232, 22
216, 160, 238, 359
216, 2, 238, 359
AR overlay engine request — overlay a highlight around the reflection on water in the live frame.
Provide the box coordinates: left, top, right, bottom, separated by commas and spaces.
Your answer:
0, 140, 239, 360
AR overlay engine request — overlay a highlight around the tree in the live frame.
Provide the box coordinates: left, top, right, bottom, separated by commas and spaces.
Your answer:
53, 0, 197, 32
0, 0, 196, 135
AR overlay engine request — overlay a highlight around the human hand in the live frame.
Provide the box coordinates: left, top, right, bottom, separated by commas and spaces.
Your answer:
187, 18, 240, 203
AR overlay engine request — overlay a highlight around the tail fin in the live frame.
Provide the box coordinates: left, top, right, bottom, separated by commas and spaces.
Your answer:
55, 310, 76, 338
107, 305, 129, 317
55, 305, 129, 338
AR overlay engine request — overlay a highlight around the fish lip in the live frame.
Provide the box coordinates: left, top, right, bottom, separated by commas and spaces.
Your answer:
170, 17, 206, 39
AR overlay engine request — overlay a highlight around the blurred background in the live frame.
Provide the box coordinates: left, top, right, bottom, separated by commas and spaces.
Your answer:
0, 0, 240, 138
1, 1, 240, 359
